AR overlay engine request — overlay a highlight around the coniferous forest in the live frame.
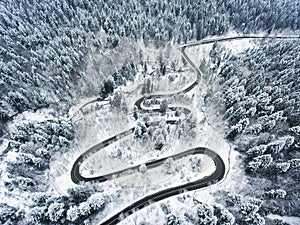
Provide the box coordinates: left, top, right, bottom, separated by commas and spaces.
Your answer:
0, 0, 299, 224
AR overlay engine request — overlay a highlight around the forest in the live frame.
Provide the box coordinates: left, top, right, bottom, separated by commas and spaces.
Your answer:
0, 0, 299, 224
206, 38, 300, 225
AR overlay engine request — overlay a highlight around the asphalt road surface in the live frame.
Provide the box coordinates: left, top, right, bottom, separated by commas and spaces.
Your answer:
70, 35, 299, 225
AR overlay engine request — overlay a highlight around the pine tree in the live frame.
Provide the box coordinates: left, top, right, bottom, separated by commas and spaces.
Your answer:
66, 206, 80, 222
214, 205, 235, 225
139, 164, 147, 173
197, 202, 217, 225
0, 203, 18, 224
104, 76, 115, 94
29, 206, 47, 223
154, 133, 165, 150
272, 162, 290, 174
132, 105, 139, 120
288, 159, 300, 169
225, 193, 242, 207
160, 99, 168, 114
265, 189, 286, 199
47, 202, 65, 222
79, 202, 91, 216
167, 214, 181, 225
247, 155, 273, 173
246, 145, 267, 159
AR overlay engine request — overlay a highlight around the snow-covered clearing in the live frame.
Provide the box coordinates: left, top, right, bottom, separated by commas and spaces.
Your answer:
6, 108, 55, 132
50, 41, 237, 224
185, 37, 255, 70
0, 138, 9, 155
267, 214, 300, 225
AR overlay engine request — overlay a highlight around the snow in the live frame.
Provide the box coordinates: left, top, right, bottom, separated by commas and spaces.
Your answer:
111, 144, 246, 225
0, 138, 9, 155
185, 33, 256, 70
1, 0, 299, 223
88, 45, 222, 223
52, 173, 77, 195
4, 150, 19, 163
68, 97, 109, 118
135, 40, 185, 66
267, 214, 300, 225
51, 36, 256, 224
80, 39, 140, 97
15, 109, 55, 123
219, 38, 254, 55
91, 37, 257, 224
148, 70, 195, 93
0, 153, 34, 212
50, 107, 136, 195
94, 151, 216, 224
7, 108, 55, 133
91, 71, 231, 225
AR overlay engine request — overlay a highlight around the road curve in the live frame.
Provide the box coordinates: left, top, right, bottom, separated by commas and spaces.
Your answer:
100, 147, 224, 225
69, 35, 299, 120
70, 35, 300, 224
70, 44, 200, 185
179, 35, 300, 48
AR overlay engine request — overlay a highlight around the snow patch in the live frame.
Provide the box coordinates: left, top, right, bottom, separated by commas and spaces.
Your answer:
268, 214, 300, 225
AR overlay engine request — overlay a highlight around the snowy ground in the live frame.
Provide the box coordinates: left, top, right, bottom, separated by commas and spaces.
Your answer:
0, 108, 56, 156
96, 42, 249, 224
6, 108, 56, 131
0, 138, 9, 155
68, 59, 193, 123
185, 36, 255, 70
267, 214, 300, 225
50, 41, 236, 224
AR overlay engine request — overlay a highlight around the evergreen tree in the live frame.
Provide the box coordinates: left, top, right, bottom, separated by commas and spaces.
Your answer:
160, 99, 168, 114
66, 206, 80, 222
167, 214, 181, 225
47, 202, 65, 222
104, 76, 115, 94
214, 205, 235, 225
132, 105, 139, 120
197, 202, 217, 225
0, 203, 19, 224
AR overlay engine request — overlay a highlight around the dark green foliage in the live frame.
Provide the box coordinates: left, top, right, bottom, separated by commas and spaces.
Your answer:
160, 99, 168, 114
167, 214, 181, 225
238, 199, 265, 225
3, 120, 74, 191
101, 62, 137, 98
110, 90, 127, 112
104, 76, 115, 95
0, 0, 297, 121
28, 188, 105, 224
265, 189, 286, 199
274, 219, 290, 225
152, 120, 169, 150
29, 206, 48, 223
196, 202, 217, 225
0, 203, 20, 224
67, 186, 94, 204
214, 205, 235, 225
214, 38, 300, 217
134, 121, 148, 139
0, 0, 299, 224
133, 105, 139, 120
225, 193, 242, 207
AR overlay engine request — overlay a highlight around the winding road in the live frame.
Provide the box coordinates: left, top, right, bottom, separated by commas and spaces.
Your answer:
70, 35, 299, 225
70, 42, 201, 185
